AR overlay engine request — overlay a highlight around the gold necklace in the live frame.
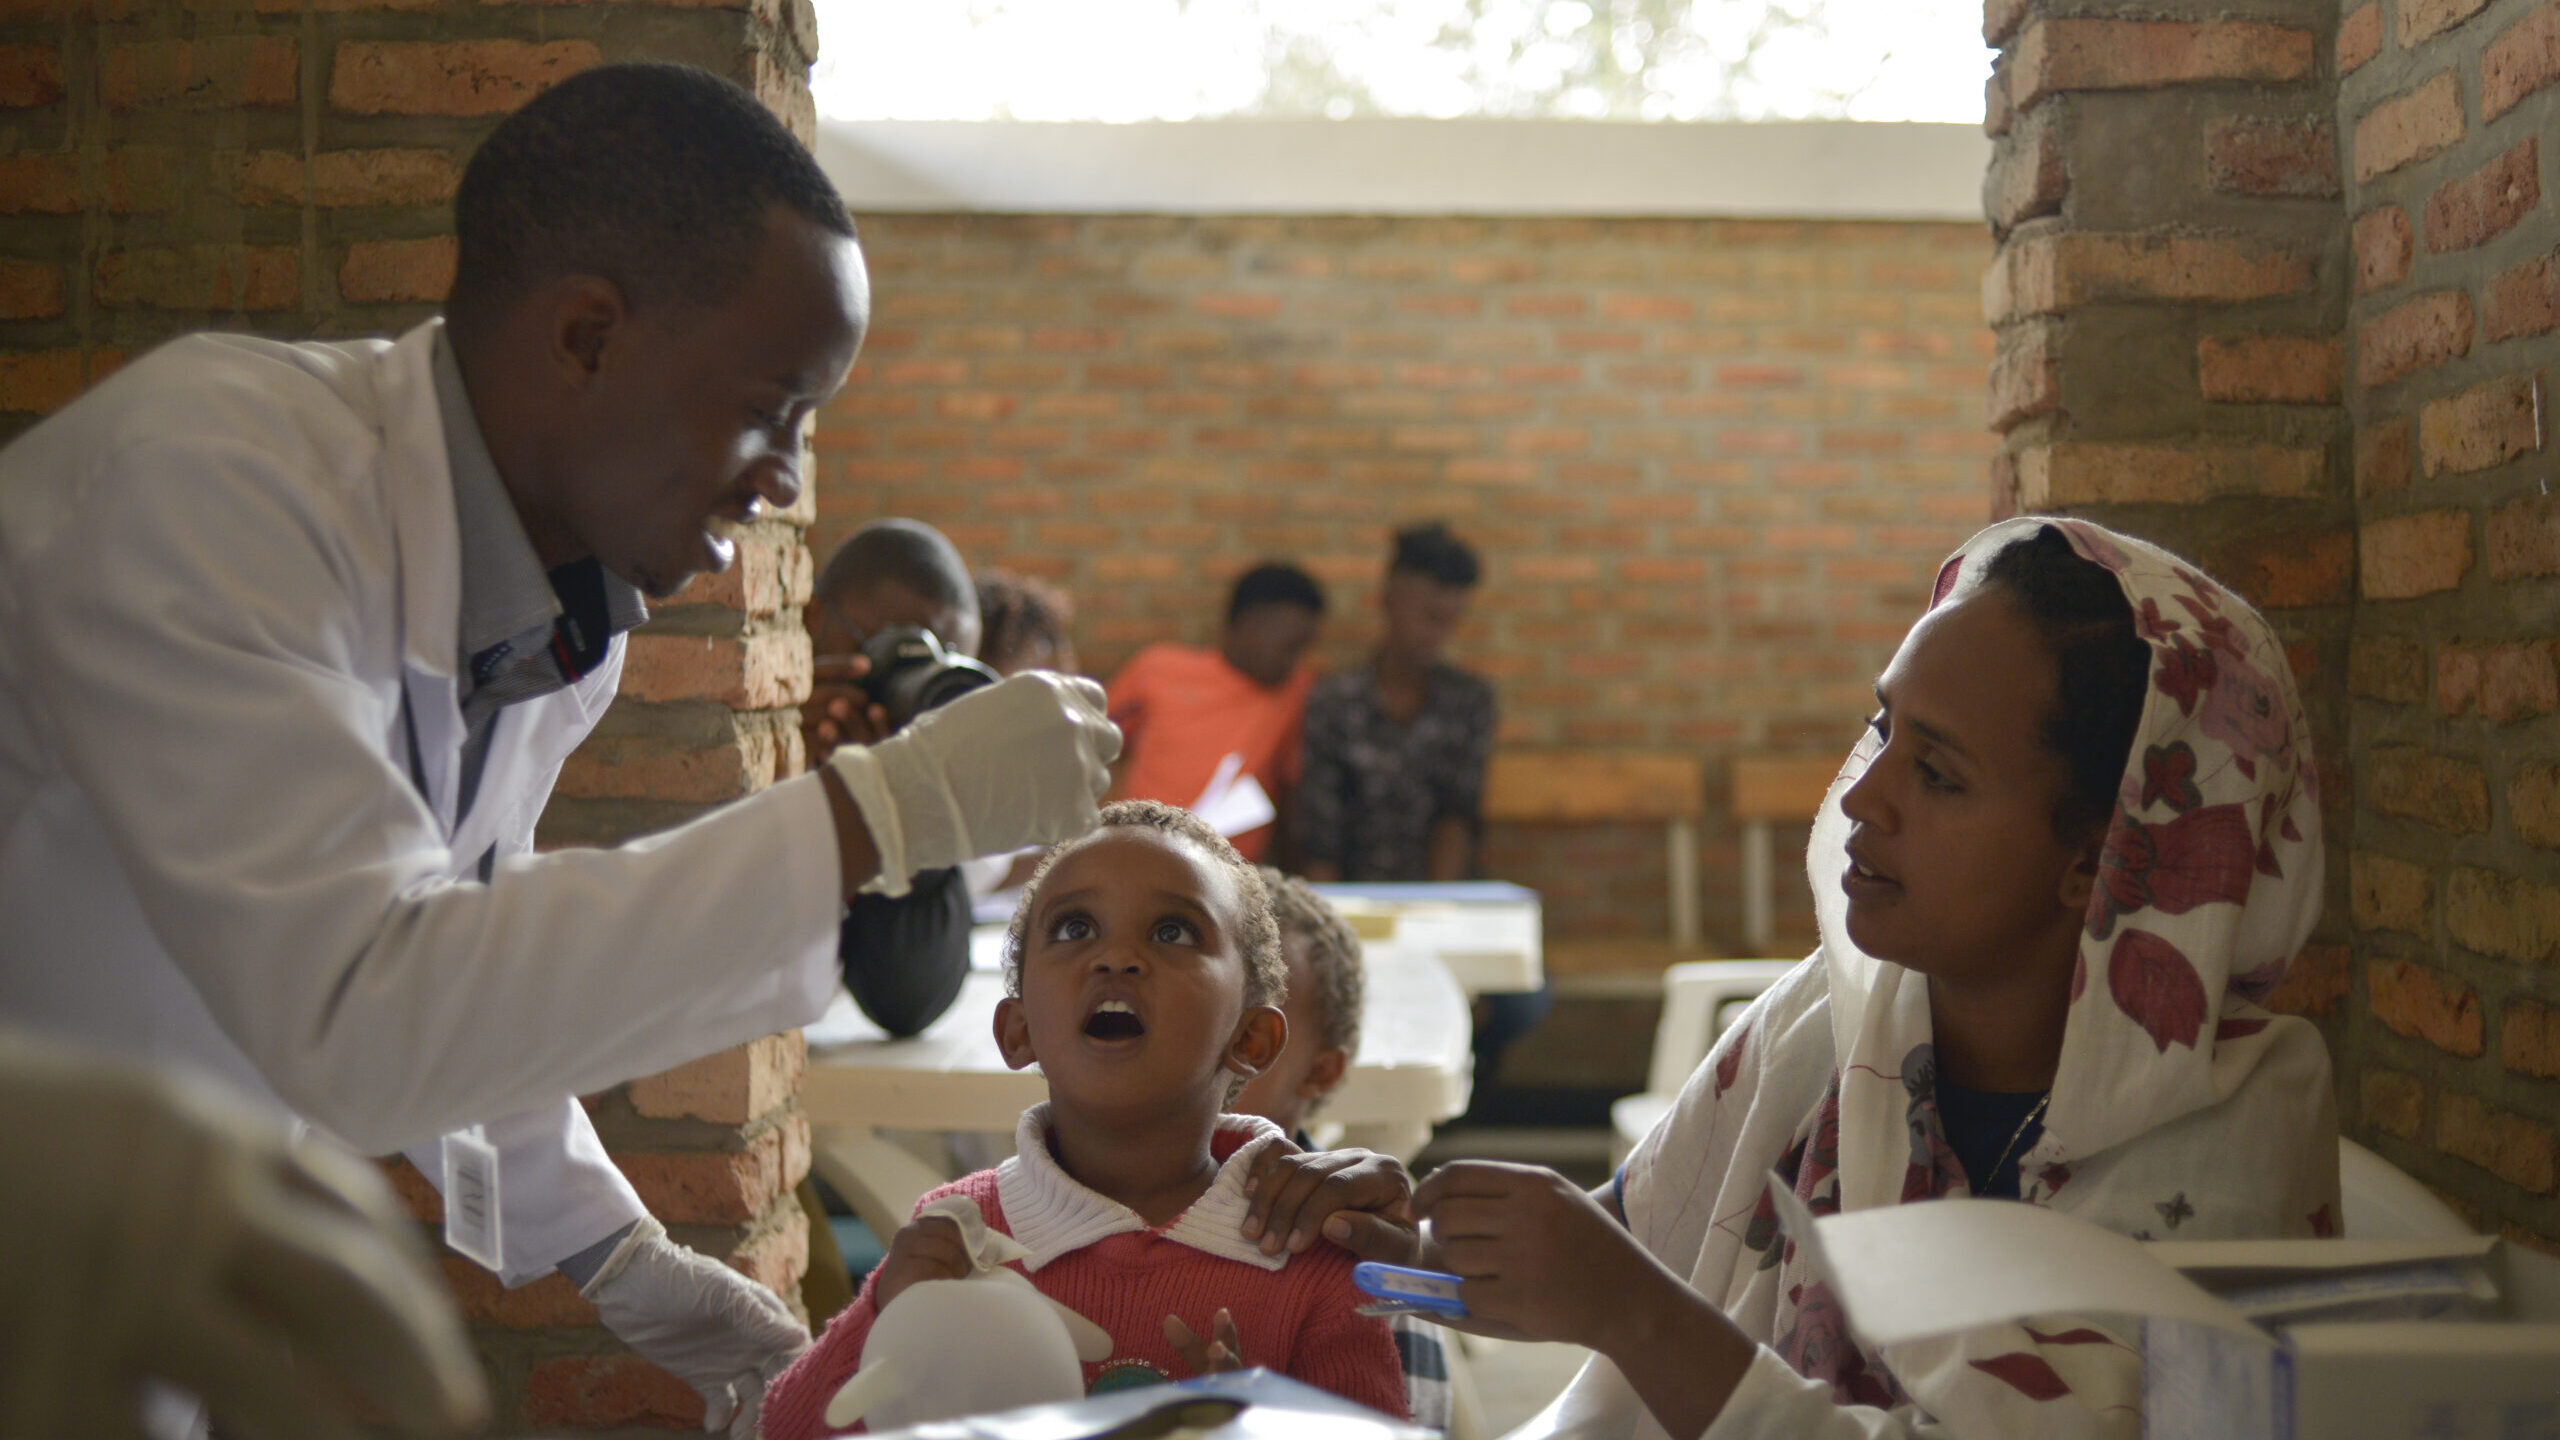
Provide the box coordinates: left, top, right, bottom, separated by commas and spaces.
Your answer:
1987, 1092, 2053, 1187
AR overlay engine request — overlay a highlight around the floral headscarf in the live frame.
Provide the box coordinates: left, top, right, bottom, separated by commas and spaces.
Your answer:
1561, 519, 2340, 1440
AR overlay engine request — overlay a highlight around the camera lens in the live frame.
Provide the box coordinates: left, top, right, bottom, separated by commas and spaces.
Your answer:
858, 625, 999, 731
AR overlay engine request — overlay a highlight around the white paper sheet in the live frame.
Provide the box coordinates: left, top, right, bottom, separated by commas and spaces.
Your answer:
1189, 752, 1276, 838
1768, 1179, 2263, 1350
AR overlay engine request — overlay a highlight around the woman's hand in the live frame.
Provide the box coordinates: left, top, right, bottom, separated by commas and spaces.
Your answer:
1163, 1309, 1245, 1376
871, 1215, 972, 1312
1418, 1163, 1761, 1440
1239, 1145, 1424, 1262
1413, 1161, 1680, 1351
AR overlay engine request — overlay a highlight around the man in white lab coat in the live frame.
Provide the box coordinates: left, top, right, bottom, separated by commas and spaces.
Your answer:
0, 63, 1118, 1437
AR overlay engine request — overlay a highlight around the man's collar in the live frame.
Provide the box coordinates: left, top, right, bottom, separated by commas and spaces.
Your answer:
429, 326, 648, 676
431, 328, 562, 662
995, 1103, 1291, 1273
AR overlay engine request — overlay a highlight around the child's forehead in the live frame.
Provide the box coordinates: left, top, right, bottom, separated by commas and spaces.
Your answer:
1043, 826, 1240, 914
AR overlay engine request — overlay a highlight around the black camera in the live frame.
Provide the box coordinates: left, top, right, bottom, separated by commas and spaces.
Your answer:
857, 625, 999, 731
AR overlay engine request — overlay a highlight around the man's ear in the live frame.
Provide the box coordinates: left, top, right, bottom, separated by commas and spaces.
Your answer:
548, 274, 627, 388
994, 996, 1037, 1072
1297, 1045, 1350, 1103
1221, 1005, 1287, 1082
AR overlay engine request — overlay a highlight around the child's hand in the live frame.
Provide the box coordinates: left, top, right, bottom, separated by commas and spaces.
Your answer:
873, 1214, 973, 1312
1162, 1309, 1245, 1376
1413, 1161, 1677, 1349
1239, 1145, 1421, 1261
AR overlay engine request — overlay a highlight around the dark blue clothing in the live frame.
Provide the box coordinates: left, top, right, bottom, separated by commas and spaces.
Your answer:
839, 865, 970, 1037
1934, 1082, 2047, 1200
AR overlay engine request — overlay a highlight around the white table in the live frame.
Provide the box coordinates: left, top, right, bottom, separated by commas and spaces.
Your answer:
801, 926, 1475, 1239
1311, 881, 1544, 998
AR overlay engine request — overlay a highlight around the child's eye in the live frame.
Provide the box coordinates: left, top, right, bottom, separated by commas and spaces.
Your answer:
1865, 711, 1888, 742
1915, 757, 1961, 794
1151, 918, 1199, 946
1048, 914, 1095, 943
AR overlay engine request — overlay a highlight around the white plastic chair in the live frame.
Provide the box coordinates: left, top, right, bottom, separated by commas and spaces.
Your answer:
2338, 1135, 2472, 1239
1610, 960, 1798, 1166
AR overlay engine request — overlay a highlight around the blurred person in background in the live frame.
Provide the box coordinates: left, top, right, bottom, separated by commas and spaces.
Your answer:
976, 568, 1079, 678
1106, 562, 1326, 864
1296, 523, 1540, 1087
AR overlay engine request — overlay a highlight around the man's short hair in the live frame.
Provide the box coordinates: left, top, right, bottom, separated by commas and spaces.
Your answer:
1225, 562, 1326, 624
448, 62, 855, 328
817, 520, 976, 625
1390, 522, 1481, 589
1260, 869, 1364, 1056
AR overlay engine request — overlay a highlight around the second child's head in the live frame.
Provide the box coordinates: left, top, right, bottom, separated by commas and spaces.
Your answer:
997, 801, 1289, 1125
1232, 871, 1365, 1139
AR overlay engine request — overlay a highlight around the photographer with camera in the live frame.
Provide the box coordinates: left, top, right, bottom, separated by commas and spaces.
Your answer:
802, 520, 1000, 1038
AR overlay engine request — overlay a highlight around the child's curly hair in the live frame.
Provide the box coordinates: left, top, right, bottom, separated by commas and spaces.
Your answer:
1259, 868, 1364, 1057
1002, 800, 1287, 1014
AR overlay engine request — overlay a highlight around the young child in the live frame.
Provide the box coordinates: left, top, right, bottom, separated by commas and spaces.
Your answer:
1230, 871, 1451, 1434
760, 801, 1408, 1438
1229, 870, 1363, 1146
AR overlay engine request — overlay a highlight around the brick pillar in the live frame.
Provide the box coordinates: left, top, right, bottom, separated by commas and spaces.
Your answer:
387, 1035, 815, 1433
0, 0, 836, 1425
2336, 0, 2560, 1250
1980, 0, 2359, 1049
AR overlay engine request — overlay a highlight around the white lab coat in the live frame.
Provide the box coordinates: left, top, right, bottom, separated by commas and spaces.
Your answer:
0, 319, 843, 1283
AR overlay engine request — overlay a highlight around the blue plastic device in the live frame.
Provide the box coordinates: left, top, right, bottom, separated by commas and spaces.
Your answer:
1352, 1261, 1469, 1318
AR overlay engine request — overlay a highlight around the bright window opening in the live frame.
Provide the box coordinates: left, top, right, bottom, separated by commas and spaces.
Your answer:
812, 0, 1995, 125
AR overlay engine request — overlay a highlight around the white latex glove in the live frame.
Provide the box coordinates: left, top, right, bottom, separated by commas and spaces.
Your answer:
579, 1216, 811, 1439
829, 670, 1119, 897
0, 1032, 488, 1440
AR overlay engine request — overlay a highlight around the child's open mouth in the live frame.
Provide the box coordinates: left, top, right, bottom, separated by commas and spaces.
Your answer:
1082, 999, 1146, 1041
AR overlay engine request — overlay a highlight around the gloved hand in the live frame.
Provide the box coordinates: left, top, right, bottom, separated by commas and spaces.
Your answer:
0, 1032, 488, 1440
828, 670, 1119, 896
579, 1216, 811, 1439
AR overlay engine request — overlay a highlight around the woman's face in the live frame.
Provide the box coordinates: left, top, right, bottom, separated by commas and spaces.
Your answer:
1836, 588, 2099, 989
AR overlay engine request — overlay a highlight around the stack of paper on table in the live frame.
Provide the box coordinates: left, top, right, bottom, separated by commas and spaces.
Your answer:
1773, 1184, 2560, 1440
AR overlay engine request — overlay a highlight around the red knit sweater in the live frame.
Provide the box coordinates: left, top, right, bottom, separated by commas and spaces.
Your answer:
762, 1125, 1405, 1440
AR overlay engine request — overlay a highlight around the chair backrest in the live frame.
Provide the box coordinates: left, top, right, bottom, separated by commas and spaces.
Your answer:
1729, 754, 1840, 825
2338, 1136, 2474, 1239
1650, 960, 1797, 1099
1482, 751, 1704, 823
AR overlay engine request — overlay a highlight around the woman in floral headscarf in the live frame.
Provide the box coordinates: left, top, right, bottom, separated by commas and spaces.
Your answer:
1268, 518, 2338, 1440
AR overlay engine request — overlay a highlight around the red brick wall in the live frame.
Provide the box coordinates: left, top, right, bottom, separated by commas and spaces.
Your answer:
0, 3, 828, 1430
1985, 0, 2560, 1249
1985, 0, 2360, 1076
2338, 0, 2560, 1249
813, 214, 1996, 946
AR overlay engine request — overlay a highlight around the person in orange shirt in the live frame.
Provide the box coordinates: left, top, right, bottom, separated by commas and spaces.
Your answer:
1104, 563, 1325, 863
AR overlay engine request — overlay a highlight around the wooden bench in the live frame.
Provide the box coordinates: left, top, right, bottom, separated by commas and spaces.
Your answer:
1483, 751, 1706, 951
1729, 754, 1841, 955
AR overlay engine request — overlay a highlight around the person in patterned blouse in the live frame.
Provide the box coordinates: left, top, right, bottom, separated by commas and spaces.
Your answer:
1295, 524, 1549, 1088
1296, 522, 1493, 886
